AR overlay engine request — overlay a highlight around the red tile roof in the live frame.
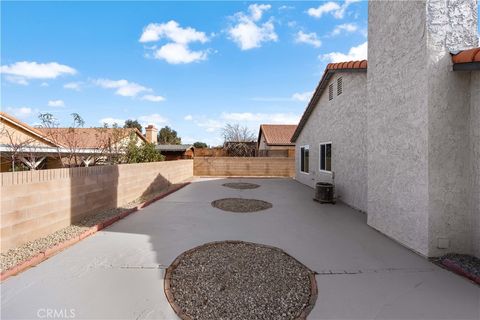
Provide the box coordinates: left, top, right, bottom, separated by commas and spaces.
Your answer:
37, 127, 146, 148
258, 124, 297, 146
452, 47, 480, 64
291, 60, 367, 142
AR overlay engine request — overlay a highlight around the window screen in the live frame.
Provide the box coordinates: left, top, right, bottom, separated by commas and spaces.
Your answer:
300, 146, 309, 173
320, 143, 332, 172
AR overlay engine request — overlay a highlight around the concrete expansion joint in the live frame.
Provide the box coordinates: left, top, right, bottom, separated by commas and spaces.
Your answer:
313, 267, 436, 275
93, 264, 167, 270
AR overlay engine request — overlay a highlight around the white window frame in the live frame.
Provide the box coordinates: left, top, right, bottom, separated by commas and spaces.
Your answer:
300, 145, 310, 174
319, 142, 332, 173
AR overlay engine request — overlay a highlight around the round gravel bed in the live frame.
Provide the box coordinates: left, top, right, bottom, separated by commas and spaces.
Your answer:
165, 241, 317, 320
222, 182, 260, 190
211, 198, 272, 213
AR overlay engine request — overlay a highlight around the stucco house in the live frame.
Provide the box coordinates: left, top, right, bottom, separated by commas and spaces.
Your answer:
0, 112, 148, 171
257, 124, 296, 157
292, 1, 479, 259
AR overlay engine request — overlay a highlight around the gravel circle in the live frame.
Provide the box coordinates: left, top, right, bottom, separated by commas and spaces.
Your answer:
438, 254, 480, 279
212, 198, 272, 212
165, 241, 317, 320
222, 182, 260, 190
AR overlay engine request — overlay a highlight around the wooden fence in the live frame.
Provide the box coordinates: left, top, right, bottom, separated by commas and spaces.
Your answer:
193, 157, 295, 177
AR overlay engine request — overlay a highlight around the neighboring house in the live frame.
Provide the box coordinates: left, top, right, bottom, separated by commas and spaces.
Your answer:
292, 1, 479, 259
257, 124, 297, 157
156, 144, 194, 161
0, 112, 148, 171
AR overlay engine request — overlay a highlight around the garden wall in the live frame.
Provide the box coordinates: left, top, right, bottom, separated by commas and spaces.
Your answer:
194, 157, 295, 177
0, 160, 193, 252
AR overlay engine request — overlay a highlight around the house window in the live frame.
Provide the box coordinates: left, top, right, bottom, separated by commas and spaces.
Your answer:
328, 84, 333, 101
337, 77, 343, 95
319, 142, 332, 172
300, 146, 309, 173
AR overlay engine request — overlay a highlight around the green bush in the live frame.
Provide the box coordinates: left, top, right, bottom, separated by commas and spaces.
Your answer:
125, 139, 164, 163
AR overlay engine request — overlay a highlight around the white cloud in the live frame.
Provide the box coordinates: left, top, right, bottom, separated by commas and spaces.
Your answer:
291, 91, 313, 102
5, 76, 29, 85
99, 117, 125, 126
331, 23, 358, 36
279, 5, 294, 10
40, 82, 49, 87
228, 4, 278, 50
138, 114, 168, 128
93, 79, 151, 97
140, 20, 209, 64
295, 31, 321, 47
64, 82, 82, 91
307, 2, 340, 18
140, 20, 208, 44
184, 114, 193, 121
5, 107, 33, 119
307, 0, 359, 19
47, 99, 65, 107
221, 112, 300, 124
141, 94, 165, 102
0, 61, 76, 85
248, 4, 271, 21
320, 41, 367, 62
154, 42, 207, 64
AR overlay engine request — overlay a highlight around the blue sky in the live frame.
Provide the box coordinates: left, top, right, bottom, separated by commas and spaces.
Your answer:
2, 1, 370, 145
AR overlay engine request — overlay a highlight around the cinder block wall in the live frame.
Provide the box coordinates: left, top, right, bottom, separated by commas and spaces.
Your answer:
0, 160, 193, 252
193, 157, 295, 177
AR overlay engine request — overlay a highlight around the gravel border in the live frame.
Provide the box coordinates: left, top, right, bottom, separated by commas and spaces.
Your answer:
222, 182, 260, 189
164, 241, 318, 320
211, 198, 272, 213
433, 254, 480, 285
1, 183, 188, 274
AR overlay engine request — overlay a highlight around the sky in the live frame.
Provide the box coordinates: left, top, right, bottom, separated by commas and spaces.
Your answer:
0, 1, 400, 145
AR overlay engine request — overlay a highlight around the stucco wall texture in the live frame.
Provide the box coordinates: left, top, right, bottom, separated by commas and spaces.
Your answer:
471, 72, 480, 258
295, 72, 368, 212
367, 0, 479, 258
0, 160, 193, 252
296, 0, 479, 258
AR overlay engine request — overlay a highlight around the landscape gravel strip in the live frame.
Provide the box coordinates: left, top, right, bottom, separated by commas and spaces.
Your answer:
211, 198, 272, 213
165, 241, 316, 320
435, 254, 480, 284
222, 182, 260, 189
0, 184, 183, 273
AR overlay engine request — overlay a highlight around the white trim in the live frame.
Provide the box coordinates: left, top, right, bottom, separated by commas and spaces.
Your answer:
319, 141, 332, 173
300, 145, 310, 174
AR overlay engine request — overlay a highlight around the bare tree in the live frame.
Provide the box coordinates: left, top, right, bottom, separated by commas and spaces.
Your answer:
95, 123, 132, 165
39, 113, 86, 167
221, 123, 256, 157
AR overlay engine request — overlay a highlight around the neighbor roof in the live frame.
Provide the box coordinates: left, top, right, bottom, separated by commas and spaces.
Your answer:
258, 124, 297, 146
451, 47, 480, 71
156, 144, 193, 152
36, 127, 146, 148
0, 112, 59, 147
290, 60, 367, 142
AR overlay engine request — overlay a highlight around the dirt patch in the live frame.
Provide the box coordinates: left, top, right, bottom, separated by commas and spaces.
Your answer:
165, 241, 317, 320
222, 182, 260, 189
211, 198, 272, 212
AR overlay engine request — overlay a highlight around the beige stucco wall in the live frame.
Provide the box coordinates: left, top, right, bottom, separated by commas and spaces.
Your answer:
295, 71, 368, 212
194, 157, 294, 177
367, 0, 478, 257
470, 72, 480, 258
0, 160, 193, 252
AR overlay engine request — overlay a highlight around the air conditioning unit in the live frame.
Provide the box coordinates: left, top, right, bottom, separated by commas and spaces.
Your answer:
313, 182, 335, 204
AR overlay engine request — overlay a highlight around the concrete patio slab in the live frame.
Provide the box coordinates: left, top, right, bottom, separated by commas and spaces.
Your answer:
1, 178, 479, 319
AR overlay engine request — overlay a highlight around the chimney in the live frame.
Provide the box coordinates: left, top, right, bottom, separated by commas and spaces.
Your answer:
145, 125, 158, 144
